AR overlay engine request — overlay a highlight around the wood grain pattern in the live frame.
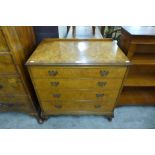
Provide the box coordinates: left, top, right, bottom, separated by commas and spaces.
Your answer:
14, 26, 36, 60
29, 66, 127, 79
118, 26, 155, 105
33, 78, 123, 90
132, 53, 155, 65
0, 30, 9, 52
0, 77, 25, 95
36, 89, 118, 102
26, 39, 129, 66
0, 26, 37, 115
0, 102, 34, 113
27, 39, 130, 118
119, 27, 155, 59
118, 86, 155, 106
124, 66, 155, 86
0, 95, 29, 104
0, 53, 18, 75
41, 100, 115, 115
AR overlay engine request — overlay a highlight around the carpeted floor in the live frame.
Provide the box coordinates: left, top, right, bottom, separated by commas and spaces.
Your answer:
0, 106, 155, 129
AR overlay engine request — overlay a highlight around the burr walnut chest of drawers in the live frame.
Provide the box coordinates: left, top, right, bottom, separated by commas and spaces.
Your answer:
0, 26, 38, 116
26, 39, 130, 120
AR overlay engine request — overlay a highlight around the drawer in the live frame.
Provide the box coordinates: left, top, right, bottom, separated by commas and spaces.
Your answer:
0, 77, 26, 95
41, 100, 115, 114
29, 66, 127, 79
37, 90, 118, 102
0, 95, 29, 104
0, 102, 34, 113
0, 30, 9, 52
34, 78, 123, 90
0, 53, 17, 75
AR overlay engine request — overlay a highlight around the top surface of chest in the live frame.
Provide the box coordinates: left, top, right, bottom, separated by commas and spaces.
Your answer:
27, 39, 129, 66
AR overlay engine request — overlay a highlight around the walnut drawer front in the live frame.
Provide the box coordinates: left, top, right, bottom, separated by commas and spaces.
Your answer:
0, 53, 18, 75
29, 66, 127, 79
36, 90, 119, 102
41, 100, 115, 115
0, 77, 26, 95
0, 95, 29, 104
33, 78, 123, 90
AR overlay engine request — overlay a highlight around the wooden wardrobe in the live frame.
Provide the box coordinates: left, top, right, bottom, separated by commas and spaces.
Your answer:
0, 26, 39, 117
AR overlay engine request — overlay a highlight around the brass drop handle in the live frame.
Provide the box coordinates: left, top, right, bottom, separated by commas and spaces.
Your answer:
0, 84, 3, 89
96, 93, 104, 98
51, 82, 59, 86
94, 104, 102, 108
100, 70, 109, 77
53, 94, 61, 98
48, 70, 58, 76
54, 104, 62, 109
97, 81, 107, 87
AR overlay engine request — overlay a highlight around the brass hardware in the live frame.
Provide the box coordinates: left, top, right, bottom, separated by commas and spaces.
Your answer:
0, 84, 3, 89
54, 104, 62, 109
100, 70, 109, 76
48, 70, 58, 76
96, 93, 104, 98
53, 94, 61, 98
51, 82, 59, 86
94, 104, 102, 108
97, 81, 107, 87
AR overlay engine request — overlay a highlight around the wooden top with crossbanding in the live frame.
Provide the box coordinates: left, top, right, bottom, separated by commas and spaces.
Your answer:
26, 39, 130, 66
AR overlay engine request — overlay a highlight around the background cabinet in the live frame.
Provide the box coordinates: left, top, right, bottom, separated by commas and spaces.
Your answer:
0, 26, 39, 116
118, 26, 155, 105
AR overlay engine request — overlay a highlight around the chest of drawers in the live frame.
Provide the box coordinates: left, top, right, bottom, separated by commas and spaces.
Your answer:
0, 27, 38, 116
26, 39, 130, 121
